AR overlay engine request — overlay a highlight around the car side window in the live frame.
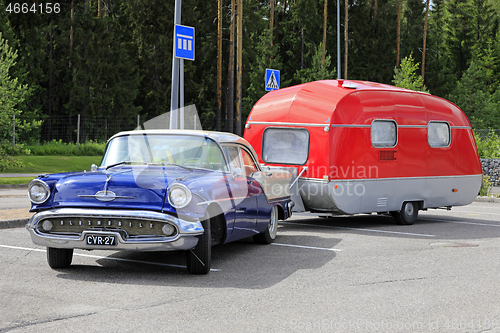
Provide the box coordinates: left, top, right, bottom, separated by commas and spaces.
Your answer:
240, 149, 258, 177
224, 146, 242, 172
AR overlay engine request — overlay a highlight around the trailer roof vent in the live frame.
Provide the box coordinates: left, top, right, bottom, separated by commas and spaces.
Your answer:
342, 82, 358, 89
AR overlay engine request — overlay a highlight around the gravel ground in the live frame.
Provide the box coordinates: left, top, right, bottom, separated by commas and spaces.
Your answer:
0, 208, 33, 221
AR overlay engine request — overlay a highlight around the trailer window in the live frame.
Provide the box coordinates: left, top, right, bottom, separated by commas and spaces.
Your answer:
262, 128, 309, 165
428, 121, 450, 148
371, 120, 397, 148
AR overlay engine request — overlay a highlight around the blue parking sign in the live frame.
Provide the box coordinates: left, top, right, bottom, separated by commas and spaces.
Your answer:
175, 25, 195, 61
265, 69, 280, 91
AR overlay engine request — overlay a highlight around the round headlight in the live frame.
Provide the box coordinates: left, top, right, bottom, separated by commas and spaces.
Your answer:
168, 184, 192, 209
28, 179, 51, 204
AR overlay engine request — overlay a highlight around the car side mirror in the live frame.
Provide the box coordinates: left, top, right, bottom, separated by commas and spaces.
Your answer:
232, 167, 245, 178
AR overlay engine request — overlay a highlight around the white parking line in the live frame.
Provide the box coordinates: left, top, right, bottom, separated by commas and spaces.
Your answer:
272, 243, 342, 252
281, 221, 436, 237
439, 209, 500, 217
422, 218, 500, 227
0, 244, 221, 272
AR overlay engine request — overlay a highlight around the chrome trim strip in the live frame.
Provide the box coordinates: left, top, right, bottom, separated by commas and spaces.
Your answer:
197, 196, 250, 206
330, 124, 371, 128
247, 121, 328, 127
326, 174, 482, 182
300, 177, 329, 183
297, 174, 482, 183
397, 125, 428, 128
247, 122, 472, 130
78, 194, 136, 200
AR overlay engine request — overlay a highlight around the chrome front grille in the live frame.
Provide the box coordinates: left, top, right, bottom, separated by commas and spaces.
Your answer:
37, 216, 177, 237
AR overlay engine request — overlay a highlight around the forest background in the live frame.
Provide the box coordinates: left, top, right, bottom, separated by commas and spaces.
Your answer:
0, 0, 499, 149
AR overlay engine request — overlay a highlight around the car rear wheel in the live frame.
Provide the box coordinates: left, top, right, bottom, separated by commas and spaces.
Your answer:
186, 218, 211, 274
392, 201, 419, 225
47, 247, 73, 269
253, 205, 278, 244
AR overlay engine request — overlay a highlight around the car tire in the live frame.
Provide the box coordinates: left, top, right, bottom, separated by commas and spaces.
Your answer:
253, 205, 278, 244
47, 247, 73, 269
186, 218, 211, 274
392, 201, 419, 225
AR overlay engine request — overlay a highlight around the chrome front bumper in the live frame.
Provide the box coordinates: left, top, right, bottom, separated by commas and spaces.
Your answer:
26, 208, 204, 251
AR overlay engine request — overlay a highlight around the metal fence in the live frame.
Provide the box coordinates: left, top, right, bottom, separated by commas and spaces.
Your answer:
474, 129, 500, 139
12, 112, 219, 145
9, 114, 500, 146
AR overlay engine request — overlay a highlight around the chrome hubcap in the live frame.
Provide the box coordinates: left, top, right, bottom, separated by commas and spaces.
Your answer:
269, 207, 278, 238
404, 202, 414, 217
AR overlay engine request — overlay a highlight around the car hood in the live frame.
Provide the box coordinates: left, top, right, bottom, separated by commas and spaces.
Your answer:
52, 166, 208, 212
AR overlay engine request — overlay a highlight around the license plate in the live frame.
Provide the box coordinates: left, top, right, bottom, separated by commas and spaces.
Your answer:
86, 234, 117, 246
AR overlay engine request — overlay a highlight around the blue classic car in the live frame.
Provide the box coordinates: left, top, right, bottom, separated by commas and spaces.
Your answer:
26, 130, 294, 274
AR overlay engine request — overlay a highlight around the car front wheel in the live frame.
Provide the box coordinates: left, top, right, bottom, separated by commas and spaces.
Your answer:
47, 247, 73, 269
253, 205, 278, 244
186, 218, 211, 274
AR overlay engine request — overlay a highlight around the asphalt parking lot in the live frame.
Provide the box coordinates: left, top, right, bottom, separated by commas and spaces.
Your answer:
1, 200, 500, 332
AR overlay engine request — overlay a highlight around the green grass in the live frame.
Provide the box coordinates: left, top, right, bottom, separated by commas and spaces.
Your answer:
0, 177, 33, 186
2, 156, 102, 174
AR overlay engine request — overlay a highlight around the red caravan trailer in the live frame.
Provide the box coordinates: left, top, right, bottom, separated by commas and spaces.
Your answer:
243, 80, 482, 224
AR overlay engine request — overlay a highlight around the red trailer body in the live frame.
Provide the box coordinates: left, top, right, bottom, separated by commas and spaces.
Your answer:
243, 80, 482, 224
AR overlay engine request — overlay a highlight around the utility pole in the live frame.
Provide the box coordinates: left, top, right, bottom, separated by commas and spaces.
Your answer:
396, 0, 401, 67
226, 0, 235, 133
217, 0, 222, 131
337, 0, 341, 79
236, 0, 243, 135
422, 0, 430, 88
322, 0, 327, 65
344, 0, 348, 79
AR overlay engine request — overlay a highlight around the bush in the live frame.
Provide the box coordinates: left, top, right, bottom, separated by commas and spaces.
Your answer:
475, 130, 500, 159
480, 175, 492, 196
22, 140, 105, 156
0, 144, 23, 172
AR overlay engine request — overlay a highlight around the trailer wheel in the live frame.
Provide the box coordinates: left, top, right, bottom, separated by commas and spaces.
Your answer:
392, 201, 418, 225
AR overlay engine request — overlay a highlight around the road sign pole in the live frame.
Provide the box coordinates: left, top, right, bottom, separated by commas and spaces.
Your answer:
180, 59, 184, 129
170, 0, 182, 129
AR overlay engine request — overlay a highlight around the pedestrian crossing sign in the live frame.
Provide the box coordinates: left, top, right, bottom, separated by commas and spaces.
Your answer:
265, 69, 280, 91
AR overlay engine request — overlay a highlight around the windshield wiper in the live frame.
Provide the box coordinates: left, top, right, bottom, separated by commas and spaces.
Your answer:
105, 161, 149, 170
149, 162, 193, 171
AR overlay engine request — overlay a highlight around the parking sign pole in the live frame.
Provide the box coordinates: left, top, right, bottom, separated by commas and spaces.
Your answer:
170, 0, 182, 129
180, 59, 184, 129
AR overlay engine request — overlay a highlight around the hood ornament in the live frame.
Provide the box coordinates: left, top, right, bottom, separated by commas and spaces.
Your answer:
79, 190, 136, 201
95, 190, 117, 202
78, 170, 136, 201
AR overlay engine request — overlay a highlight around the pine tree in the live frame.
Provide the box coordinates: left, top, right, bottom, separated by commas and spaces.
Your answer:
294, 43, 336, 83
392, 53, 428, 92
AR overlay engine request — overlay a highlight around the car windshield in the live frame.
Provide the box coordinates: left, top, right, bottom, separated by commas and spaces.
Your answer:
101, 134, 228, 171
